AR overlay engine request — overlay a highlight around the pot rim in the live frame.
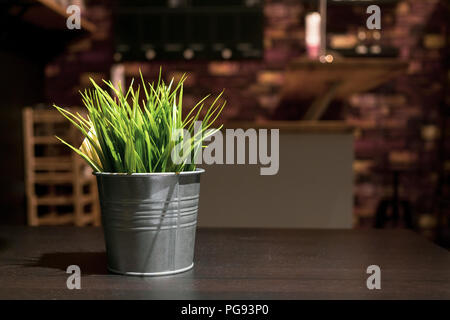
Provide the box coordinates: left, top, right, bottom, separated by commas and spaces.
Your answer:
93, 167, 205, 177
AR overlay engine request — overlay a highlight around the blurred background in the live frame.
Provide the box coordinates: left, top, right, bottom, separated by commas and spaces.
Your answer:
0, 0, 449, 248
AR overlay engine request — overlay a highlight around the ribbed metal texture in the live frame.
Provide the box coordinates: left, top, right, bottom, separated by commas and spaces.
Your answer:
95, 169, 204, 276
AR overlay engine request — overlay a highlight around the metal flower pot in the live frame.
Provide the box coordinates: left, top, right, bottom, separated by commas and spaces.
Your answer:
95, 168, 204, 276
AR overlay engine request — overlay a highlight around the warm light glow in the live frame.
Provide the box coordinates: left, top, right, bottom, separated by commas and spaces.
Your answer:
305, 12, 321, 58
319, 54, 334, 64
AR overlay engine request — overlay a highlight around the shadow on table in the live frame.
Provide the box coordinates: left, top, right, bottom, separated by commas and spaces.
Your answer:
26, 252, 109, 275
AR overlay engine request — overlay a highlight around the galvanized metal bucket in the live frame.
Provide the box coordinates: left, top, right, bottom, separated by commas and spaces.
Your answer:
95, 168, 204, 276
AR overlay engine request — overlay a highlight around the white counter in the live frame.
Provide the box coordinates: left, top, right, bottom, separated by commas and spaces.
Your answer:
198, 121, 354, 229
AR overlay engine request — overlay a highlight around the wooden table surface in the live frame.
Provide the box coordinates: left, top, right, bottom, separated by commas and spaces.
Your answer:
0, 227, 449, 299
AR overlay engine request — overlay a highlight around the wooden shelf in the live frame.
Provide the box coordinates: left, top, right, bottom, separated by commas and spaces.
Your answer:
36, 194, 96, 206
9, 0, 96, 33
5, 1, 97, 61
284, 57, 407, 101
34, 213, 95, 225
22, 106, 100, 227
37, 213, 75, 225
33, 136, 64, 144
34, 157, 72, 170
282, 57, 408, 120
34, 172, 91, 184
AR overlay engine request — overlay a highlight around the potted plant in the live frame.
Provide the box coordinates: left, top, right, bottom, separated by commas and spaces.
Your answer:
54, 71, 225, 276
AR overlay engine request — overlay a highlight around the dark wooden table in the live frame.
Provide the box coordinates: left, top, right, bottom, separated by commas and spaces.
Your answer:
0, 227, 449, 299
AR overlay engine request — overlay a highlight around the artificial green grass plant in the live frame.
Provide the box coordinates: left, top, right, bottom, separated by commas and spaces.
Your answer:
54, 71, 225, 173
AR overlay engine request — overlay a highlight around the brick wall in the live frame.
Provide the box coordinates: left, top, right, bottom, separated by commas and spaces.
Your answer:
350, 0, 448, 230
45, 0, 449, 229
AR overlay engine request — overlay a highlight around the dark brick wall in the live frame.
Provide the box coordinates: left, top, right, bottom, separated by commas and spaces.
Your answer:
350, 0, 448, 232
44, 0, 449, 231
